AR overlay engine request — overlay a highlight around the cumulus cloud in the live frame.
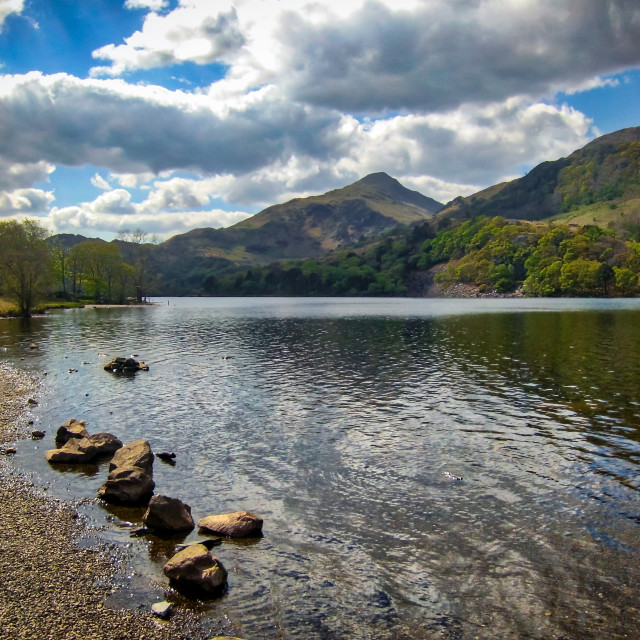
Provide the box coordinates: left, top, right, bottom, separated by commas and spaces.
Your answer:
125, 0, 169, 10
0, 73, 343, 177
0, 159, 54, 190
90, 0, 640, 115
91, 3, 244, 76
108, 171, 164, 189
0, 188, 54, 216
278, 0, 640, 113
0, 0, 23, 30
91, 173, 112, 191
0, 69, 594, 219
46, 174, 252, 238
49, 202, 251, 238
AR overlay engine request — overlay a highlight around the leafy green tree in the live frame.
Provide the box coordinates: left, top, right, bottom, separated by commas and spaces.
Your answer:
559, 258, 602, 295
0, 219, 53, 316
613, 267, 638, 295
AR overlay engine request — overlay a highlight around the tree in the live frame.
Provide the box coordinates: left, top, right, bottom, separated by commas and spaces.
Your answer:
117, 227, 158, 302
559, 258, 602, 295
51, 240, 71, 296
613, 267, 638, 295
0, 219, 53, 316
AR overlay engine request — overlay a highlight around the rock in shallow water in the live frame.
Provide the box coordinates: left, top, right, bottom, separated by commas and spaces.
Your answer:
46, 438, 99, 464
103, 357, 149, 373
151, 601, 173, 619
46, 432, 122, 465
163, 543, 227, 598
143, 494, 194, 534
198, 511, 263, 538
97, 440, 155, 505
55, 419, 88, 446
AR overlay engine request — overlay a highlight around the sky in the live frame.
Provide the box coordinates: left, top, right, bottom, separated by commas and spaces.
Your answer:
0, 0, 639, 241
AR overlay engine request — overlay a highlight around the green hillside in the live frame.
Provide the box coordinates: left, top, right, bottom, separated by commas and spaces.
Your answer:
153, 172, 442, 292
440, 126, 640, 228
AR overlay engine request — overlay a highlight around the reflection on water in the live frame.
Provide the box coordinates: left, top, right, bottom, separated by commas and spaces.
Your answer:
2, 297, 640, 639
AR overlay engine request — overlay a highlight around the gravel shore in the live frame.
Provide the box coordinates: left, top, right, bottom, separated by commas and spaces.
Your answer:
0, 365, 215, 640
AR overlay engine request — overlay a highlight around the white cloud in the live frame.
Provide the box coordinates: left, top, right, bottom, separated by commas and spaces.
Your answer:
0, 72, 342, 177
0, 188, 54, 216
91, 173, 112, 190
0, 0, 23, 30
125, 0, 169, 10
0, 159, 54, 190
108, 171, 162, 189
90, 0, 640, 115
49, 203, 251, 238
47, 173, 252, 238
0, 69, 595, 231
91, 3, 244, 77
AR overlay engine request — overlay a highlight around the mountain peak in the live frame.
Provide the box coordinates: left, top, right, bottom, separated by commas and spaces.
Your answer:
352, 172, 444, 213
356, 172, 401, 188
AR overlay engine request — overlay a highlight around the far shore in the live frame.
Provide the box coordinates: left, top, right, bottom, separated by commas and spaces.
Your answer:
0, 364, 216, 640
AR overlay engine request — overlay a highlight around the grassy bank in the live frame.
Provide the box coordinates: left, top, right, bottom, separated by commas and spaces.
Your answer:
0, 297, 85, 317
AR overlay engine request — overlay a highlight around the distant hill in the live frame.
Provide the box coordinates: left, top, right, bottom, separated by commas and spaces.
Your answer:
46, 233, 105, 249
439, 126, 640, 229
153, 173, 443, 291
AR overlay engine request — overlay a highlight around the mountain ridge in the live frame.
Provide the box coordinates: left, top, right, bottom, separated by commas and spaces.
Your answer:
439, 125, 640, 226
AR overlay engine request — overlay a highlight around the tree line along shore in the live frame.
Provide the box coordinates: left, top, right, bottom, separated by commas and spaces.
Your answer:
3, 213, 640, 319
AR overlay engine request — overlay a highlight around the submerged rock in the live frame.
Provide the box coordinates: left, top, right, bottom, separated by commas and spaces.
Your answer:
163, 543, 227, 598
143, 494, 195, 534
157, 451, 176, 465
198, 511, 263, 538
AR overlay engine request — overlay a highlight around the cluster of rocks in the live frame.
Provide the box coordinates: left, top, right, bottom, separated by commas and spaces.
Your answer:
103, 357, 149, 373
45, 419, 122, 465
45, 418, 263, 604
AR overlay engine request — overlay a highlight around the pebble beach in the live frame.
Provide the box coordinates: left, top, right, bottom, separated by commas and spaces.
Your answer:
0, 365, 215, 640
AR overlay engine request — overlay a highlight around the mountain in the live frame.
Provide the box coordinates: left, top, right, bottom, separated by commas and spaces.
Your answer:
154, 173, 443, 287
46, 233, 105, 249
439, 126, 640, 228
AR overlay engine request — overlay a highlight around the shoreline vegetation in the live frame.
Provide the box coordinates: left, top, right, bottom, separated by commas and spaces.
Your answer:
0, 298, 155, 318
0, 364, 216, 640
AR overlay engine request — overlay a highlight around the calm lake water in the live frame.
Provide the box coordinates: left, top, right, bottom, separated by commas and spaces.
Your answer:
2, 297, 640, 639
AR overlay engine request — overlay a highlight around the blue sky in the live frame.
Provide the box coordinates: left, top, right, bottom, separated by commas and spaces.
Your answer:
0, 0, 639, 240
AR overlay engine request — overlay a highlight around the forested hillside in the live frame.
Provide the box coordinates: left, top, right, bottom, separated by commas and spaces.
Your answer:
200, 216, 640, 297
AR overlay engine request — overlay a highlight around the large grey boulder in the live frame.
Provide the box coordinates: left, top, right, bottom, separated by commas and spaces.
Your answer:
55, 419, 88, 446
198, 511, 263, 538
97, 440, 154, 505
143, 495, 195, 534
163, 544, 227, 598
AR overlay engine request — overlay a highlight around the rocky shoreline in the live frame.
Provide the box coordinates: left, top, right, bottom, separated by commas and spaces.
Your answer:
0, 365, 219, 640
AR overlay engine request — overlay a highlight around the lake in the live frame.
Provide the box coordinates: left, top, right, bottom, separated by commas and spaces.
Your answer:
2, 297, 640, 639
